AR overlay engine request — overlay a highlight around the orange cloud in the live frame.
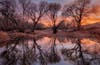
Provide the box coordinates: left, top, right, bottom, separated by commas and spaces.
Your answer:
39, 5, 100, 27
82, 16, 100, 25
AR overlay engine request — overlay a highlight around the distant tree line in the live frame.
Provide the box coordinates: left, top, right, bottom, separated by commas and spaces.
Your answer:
0, 0, 93, 34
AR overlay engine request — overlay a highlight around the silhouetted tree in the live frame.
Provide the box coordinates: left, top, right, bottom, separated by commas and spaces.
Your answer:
62, 0, 91, 30
23, 1, 49, 32
47, 3, 61, 34
0, 0, 18, 31
18, 0, 32, 32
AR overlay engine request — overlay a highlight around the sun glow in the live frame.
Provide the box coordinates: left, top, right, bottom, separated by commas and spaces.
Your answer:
42, 5, 100, 27
82, 16, 100, 25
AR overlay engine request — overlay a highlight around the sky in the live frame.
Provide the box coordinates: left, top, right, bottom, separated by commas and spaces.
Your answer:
32, 0, 100, 5
30, 0, 100, 26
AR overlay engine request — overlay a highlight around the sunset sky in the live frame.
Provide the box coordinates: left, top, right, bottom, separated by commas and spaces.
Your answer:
31, 0, 100, 26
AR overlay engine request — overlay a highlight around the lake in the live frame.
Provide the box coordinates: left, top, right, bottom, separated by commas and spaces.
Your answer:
0, 36, 100, 65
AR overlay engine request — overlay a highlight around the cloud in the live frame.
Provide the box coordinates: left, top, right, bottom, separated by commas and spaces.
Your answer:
32, 0, 100, 6
91, 0, 100, 5
47, 0, 74, 4
32, 0, 74, 4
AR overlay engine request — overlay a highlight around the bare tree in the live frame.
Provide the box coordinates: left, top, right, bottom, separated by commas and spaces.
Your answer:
0, 0, 18, 31
18, 0, 32, 32
62, 0, 91, 30
24, 1, 49, 32
47, 3, 61, 34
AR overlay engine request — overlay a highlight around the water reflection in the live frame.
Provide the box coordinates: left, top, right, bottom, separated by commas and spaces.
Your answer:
0, 36, 100, 65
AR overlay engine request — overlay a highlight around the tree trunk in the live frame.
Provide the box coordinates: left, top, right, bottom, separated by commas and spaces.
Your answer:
52, 26, 57, 34
77, 21, 81, 30
32, 22, 37, 32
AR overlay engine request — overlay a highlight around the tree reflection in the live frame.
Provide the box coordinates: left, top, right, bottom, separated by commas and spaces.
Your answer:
0, 37, 37, 65
61, 38, 100, 65
46, 37, 61, 63
0, 36, 100, 65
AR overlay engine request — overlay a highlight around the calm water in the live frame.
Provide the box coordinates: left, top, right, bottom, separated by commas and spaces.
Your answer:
0, 36, 100, 65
